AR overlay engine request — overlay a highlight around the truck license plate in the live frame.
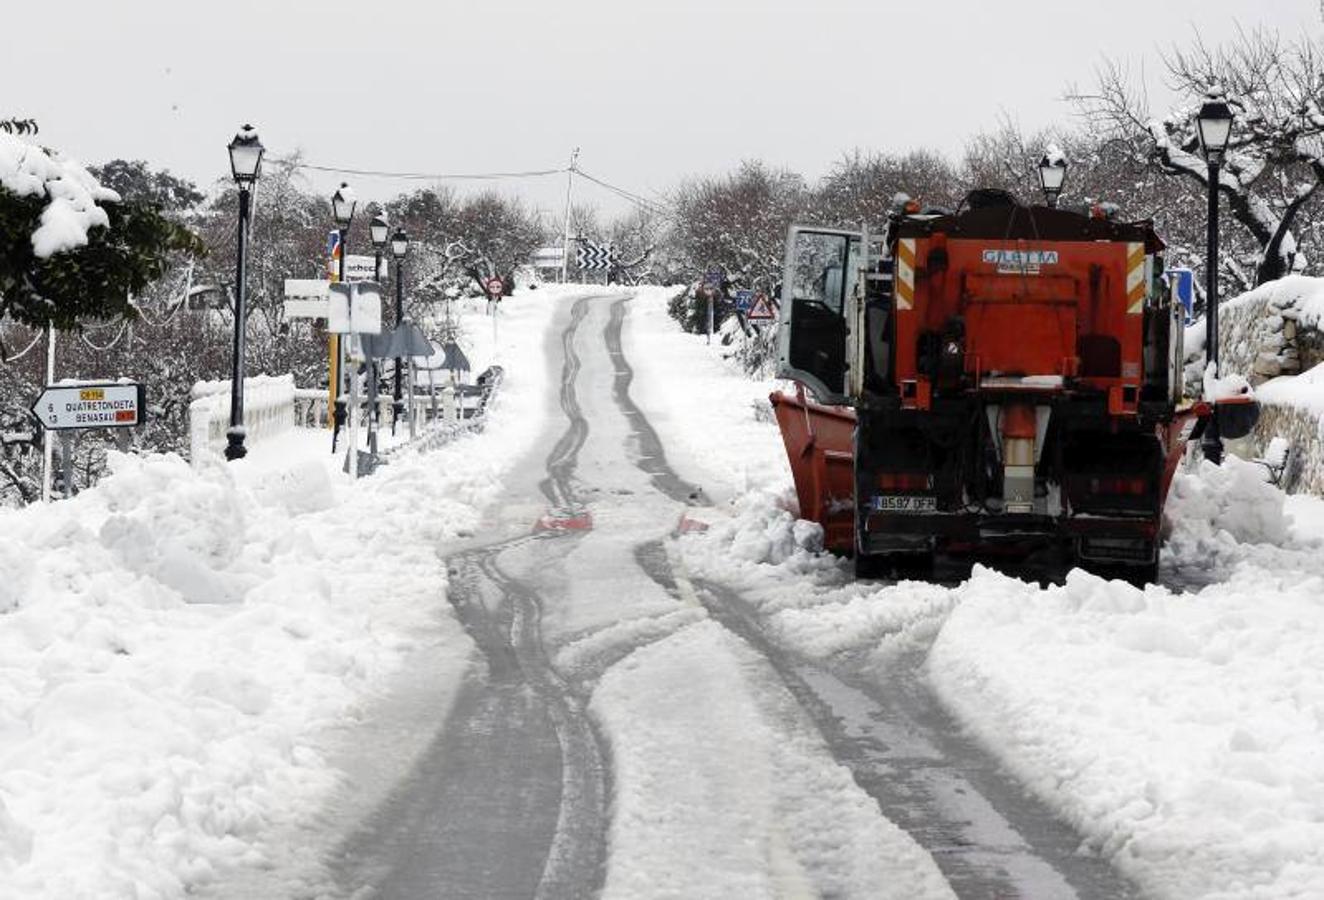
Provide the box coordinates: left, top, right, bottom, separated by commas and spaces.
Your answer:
872, 494, 936, 513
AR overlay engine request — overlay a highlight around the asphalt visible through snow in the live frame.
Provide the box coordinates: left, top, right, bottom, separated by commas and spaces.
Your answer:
331, 296, 610, 900
329, 292, 1143, 899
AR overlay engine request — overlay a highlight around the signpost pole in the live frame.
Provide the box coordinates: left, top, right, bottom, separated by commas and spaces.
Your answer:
41, 326, 55, 503
347, 287, 360, 480
407, 358, 417, 439
59, 432, 74, 498
707, 291, 714, 345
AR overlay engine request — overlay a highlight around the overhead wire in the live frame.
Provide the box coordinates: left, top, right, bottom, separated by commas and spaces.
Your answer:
295, 162, 568, 181
573, 167, 674, 218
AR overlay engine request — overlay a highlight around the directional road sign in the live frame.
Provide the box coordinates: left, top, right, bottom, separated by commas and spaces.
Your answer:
1169, 267, 1195, 324
576, 241, 615, 270
746, 292, 776, 322
31, 382, 146, 430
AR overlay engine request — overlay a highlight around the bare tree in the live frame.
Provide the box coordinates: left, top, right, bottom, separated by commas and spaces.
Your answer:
1070, 28, 1324, 288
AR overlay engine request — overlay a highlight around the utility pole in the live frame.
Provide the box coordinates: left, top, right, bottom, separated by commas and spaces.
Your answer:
561, 147, 579, 284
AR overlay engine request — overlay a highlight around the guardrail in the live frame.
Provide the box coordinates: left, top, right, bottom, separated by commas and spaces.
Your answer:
189, 367, 504, 469
189, 374, 295, 464
383, 366, 505, 459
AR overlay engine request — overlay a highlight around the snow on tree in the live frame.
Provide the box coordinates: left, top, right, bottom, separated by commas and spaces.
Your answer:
0, 132, 201, 332
1071, 28, 1324, 291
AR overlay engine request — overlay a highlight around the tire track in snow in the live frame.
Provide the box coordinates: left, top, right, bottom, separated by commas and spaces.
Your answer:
331, 296, 609, 900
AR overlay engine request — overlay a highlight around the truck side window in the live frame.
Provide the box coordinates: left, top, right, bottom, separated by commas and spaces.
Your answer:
790, 232, 854, 314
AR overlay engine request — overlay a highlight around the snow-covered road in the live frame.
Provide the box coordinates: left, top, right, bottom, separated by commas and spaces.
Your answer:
7, 286, 1322, 899
298, 291, 1142, 899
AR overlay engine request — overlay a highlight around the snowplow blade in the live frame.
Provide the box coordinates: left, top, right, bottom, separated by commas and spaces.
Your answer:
769, 391, 856, 554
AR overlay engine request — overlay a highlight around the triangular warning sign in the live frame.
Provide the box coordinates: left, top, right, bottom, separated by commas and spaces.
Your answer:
746, 294, 776, 321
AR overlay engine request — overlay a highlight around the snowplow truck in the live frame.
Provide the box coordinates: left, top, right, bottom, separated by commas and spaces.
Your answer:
772, 189, 1256, 583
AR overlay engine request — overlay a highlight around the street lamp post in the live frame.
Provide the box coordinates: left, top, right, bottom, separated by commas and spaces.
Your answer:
224, 124, 265, 461
1196, 91, 1234, 465
367, 213, 389, 451
390, 227, 410, 432
1037, 150, 1067, 208
330, 183, 356, 453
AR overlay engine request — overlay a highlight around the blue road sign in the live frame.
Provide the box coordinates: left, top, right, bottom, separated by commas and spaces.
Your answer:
1169, 267, 1194, 324
702, 269, 723, 288
734, 289, 755, 312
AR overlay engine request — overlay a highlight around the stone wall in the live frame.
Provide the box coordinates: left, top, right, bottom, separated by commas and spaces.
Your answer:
1227, 399, 1324, 496
1219, 275, 1324, 384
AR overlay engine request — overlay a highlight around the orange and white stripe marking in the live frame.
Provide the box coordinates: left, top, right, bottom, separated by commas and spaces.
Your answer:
895, 238, 916, 310
1126, 242, 1146, 314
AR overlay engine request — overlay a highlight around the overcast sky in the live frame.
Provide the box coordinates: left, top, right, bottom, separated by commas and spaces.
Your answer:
6, 0, 1321, 224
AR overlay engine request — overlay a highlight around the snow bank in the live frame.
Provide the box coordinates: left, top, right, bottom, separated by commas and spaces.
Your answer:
0, 450, 458, 896
0, 132, 119, 258
927, 456, 1324, 900
0, 285, 565, 897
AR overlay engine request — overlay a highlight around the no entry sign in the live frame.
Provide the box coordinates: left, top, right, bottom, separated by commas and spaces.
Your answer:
486, 277, 505, 298
31, 382, 146, 430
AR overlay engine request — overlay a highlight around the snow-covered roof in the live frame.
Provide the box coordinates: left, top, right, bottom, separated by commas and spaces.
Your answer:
0, 132, 120, 258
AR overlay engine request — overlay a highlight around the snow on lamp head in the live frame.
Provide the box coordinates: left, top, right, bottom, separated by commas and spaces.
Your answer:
227, 124, 264, 188
1196, 91, 1234, 165
1037, 147, 1067, 207
370, 213, 390, 249
332, 182, 356, 227
391, 227, 410, 260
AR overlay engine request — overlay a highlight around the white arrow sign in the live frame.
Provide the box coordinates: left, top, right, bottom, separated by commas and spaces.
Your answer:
31, 382, 145, 430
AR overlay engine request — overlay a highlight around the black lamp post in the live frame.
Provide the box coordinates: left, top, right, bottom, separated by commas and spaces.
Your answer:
224, 124, 264, 461
1037, 151, 1067, 208
391, 227, 410, 430
330, 183, 356, 448
1196, 91, 1234, 464
367, 213, 389, 440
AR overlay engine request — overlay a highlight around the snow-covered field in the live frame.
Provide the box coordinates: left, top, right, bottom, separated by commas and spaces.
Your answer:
0, 285, 564, 897
625, 287, 1324, 900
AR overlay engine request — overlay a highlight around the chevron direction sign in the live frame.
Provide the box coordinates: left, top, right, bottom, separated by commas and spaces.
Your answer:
576, 241, 616, 270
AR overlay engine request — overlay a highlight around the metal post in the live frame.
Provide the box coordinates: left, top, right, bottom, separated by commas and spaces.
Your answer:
706, 291, 714, 345
59, 432, 74, 498
561, 148, 579, 283
41, 326, 55, 503
393, 255, 404, 432
225, 188, 251, 461
1202, 161, 1223, 465
407, 358, 416, 439
348, 298, 360, 480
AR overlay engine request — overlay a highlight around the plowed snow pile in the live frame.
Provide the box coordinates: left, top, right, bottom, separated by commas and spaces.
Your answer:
928, 458, 1324, 900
